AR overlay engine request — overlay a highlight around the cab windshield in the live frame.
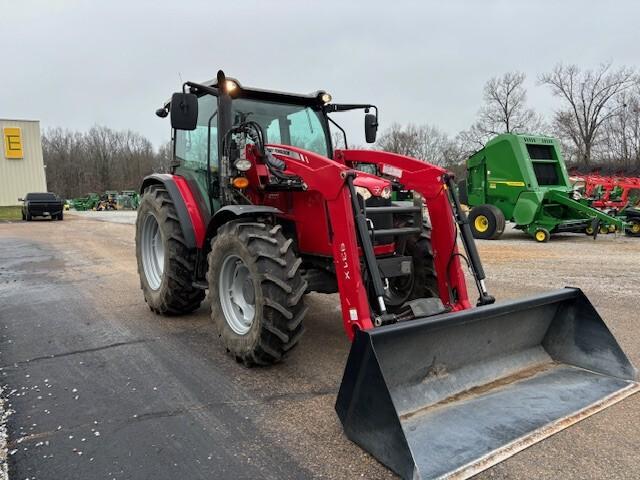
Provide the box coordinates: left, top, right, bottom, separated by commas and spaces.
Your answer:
231, 98, 330, 158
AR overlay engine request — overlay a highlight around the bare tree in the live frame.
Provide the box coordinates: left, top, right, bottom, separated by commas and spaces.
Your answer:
43, 126, 161, 198
154, 141, 174, 173
540, 63, 638, 166
597, 87, 640, 170
458, 71, 543, 153
480, 71, 542, 134
376, 123, 456, 166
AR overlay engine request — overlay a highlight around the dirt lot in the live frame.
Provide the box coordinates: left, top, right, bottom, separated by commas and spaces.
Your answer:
0, 213, 639, 479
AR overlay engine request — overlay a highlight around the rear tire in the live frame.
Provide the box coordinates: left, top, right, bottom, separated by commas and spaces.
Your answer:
469, 205, 505, 240
135, 185, 205, 315
208, 221, 307, 366
57, 212, 64, 221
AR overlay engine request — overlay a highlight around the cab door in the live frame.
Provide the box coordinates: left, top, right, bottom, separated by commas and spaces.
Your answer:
174, 94, 219, 216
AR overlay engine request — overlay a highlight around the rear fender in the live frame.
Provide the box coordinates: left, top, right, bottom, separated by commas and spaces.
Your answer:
140, 174, 205, 249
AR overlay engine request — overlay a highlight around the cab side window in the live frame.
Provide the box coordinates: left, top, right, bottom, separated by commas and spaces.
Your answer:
175, 95, 218, 170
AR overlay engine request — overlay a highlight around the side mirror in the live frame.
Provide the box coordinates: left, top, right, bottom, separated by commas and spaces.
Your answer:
364, 113, 378, 143
170, 93, 198, 130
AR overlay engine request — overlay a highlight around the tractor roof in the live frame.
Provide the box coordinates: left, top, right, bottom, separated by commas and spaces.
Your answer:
159, 75, 328, 114
200, 76, 328, 107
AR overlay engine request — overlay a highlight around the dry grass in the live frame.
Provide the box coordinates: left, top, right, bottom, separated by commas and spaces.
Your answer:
0, 206, 22, 221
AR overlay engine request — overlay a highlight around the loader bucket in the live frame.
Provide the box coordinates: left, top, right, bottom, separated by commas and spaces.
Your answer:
336, 288, 638, 480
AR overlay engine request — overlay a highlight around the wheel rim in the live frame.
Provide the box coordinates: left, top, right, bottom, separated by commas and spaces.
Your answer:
141, 213, 165, 290
219, 254, 256, 335
535, 231, 546, 242
586, 227, 594, 235
474, 215, 489, 233
632, 222, 640, 234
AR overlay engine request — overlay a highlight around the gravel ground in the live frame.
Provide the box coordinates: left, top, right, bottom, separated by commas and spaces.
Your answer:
66, 210, 137, 224
0, 215, 639, 479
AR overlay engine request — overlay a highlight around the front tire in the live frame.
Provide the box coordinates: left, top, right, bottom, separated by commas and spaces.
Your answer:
533, 228, 550, 243
208, 221, 307, 366
135, 185, 205, 315
385, 231, 439, 311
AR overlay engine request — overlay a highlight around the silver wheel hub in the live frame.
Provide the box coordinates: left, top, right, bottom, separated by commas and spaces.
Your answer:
219, 255, 256, 335
141, 213, 165, 290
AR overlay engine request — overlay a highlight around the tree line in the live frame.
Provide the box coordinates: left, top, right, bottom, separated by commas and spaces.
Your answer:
377, 63, 640, 173
43, 62, 640, 197
42, 126, 172, 198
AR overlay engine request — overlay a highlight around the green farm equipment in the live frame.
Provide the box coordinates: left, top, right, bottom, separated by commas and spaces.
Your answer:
460, 134, 626, 242
117, 190, 140, 210
622, 206, 640, 237
71, 193, 100, 211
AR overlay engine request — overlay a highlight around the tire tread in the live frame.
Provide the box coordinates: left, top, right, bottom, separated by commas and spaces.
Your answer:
208, 220, 306, 366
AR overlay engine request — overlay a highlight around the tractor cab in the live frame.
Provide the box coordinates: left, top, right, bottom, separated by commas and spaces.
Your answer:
158, 73, 380, 219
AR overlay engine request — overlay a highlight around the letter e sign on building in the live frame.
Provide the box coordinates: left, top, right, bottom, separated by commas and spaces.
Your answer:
4, 127, 24, 159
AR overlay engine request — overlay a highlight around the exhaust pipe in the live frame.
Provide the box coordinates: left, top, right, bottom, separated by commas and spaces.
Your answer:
336, 288, 638, 479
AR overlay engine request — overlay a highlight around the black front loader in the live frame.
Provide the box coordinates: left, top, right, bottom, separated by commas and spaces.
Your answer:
336, 288, 638, 479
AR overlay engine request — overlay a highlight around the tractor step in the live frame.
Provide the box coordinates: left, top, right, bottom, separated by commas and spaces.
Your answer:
366, 205, 422, 215
373, 227, 421, 238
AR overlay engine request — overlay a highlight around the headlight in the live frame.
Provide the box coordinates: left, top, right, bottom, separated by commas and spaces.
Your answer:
225, 80, 238, 93
381, 186, 392, 199
234, 159, 252, 172
320, 92, 332, 104
355, 186, 372, 200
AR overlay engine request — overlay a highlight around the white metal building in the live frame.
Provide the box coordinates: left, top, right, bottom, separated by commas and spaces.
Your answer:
0, 119, 47, 206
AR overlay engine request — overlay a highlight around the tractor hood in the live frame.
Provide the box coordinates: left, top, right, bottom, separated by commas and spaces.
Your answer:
352, 173, 392, 199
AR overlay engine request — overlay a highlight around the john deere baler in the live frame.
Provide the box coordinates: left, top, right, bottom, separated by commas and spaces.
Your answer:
460, 134, 626, 242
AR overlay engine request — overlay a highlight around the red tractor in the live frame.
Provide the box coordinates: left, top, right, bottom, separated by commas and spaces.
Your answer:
136, 71, 637, 479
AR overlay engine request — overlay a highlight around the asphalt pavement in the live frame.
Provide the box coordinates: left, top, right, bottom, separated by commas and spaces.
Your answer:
0, 214, 639, 479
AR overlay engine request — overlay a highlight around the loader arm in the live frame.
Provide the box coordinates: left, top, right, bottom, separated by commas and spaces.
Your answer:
335, 149, 473, 309
263, 145, 376, 338
263, 144, 473, 339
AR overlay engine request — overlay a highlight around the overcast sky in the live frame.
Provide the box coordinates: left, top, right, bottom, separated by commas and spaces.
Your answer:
2, 0, 638, 148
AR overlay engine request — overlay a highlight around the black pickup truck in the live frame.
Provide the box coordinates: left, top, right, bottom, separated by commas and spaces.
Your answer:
19, 192, 64, 221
